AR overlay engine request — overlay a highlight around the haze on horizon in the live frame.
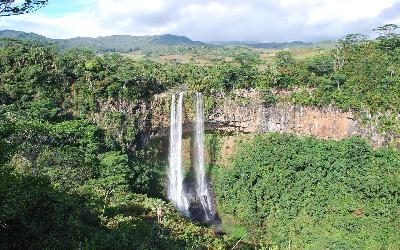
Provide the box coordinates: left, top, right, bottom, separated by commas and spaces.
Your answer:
0, 0, 399, 42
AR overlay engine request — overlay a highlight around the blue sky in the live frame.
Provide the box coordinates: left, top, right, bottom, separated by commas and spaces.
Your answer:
39, 0, 93, 16
1, 0, 399, 41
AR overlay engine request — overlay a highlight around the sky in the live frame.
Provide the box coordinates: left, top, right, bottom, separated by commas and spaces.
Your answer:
0, 0, 399, 42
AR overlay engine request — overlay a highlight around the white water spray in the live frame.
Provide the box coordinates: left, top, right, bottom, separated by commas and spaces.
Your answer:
193, 92, 213, 220
168, 92, 189, 215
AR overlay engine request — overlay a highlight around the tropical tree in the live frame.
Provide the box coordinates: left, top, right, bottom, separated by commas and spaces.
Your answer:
0, 0, 48, 16
84, 151, 130, 214
373, 24, 400, 50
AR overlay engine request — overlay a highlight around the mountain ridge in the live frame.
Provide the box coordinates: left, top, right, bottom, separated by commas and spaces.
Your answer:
0, 29, 206, 52
0, 29, 336, 52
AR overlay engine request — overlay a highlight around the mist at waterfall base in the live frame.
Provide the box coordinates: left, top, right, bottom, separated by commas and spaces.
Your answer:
168, 92, 220, 225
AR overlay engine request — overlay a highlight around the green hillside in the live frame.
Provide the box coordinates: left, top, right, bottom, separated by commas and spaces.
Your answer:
0, 30, 205, 53
0, 29, 51, 44
55, 34, 205, 52
0, 29, 334, 54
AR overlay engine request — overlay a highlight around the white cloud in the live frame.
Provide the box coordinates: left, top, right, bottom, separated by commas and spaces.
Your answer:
0, 0, 399, 41
0, 8, 114, 38
305, 0, 396, 24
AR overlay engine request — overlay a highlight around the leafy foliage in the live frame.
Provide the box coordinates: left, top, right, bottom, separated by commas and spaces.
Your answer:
286, 26, 400, 144
213, 133, 400, 248
0, 165, 231, 249
0, 0, 48, 16
0, 38, 236, 248
1, 25, 400, 248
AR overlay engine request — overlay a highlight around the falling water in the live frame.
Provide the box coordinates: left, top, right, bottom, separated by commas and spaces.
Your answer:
168, 92, 189, 215
193, 92, 213, 221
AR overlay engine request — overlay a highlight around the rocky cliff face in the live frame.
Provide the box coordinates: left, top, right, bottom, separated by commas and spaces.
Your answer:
90, 90, 389, 151
147, 90, 387, 147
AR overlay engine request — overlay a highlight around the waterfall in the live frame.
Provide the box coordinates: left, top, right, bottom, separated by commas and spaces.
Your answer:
168, 92, 216, 222
193, 92, 213, 221
168, 92, 189, 215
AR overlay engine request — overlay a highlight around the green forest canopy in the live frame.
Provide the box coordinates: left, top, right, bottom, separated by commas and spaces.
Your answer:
213, 133, 400, 248
0, 25, 399, 248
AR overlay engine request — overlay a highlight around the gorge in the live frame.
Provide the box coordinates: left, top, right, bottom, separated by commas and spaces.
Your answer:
2, 31, 399, 249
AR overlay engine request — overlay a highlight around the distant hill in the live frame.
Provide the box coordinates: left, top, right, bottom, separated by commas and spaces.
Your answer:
210, 41, 261, 46
152, 34, 201, 45
248, 41, 312, 48
209, 40, 336, 49
0, 30, 52, 44
55, 34, 205, 52
0, 30, 336, 52
0, 30, 205, 52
